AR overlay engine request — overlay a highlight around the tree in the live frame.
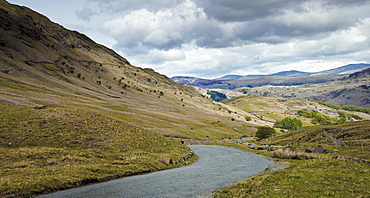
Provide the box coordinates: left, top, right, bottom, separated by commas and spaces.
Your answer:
256, 126, 275, 140
207, 90, 227, 102
274, 117, 302, 130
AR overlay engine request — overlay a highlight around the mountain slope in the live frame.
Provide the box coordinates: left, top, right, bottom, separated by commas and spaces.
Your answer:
213, 63, 370, 80
0, 0, 248, 140
234, 69, 370, 108
222, 95, 370, 127
0, 1, 255, 197
313, 63, 370, 75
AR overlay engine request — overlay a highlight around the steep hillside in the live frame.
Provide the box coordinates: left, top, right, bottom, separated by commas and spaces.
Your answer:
0, 1, 254, 197
0, 0, 252, 140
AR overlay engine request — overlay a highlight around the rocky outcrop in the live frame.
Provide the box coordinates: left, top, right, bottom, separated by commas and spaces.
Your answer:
176, 151, 194, 163
332, 156, 370, 164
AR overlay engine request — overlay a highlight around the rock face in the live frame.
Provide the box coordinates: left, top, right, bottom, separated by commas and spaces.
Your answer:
313, 146, 327, 154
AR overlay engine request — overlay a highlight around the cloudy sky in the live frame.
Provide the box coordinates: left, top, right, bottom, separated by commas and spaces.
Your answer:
8, 0, 370, 78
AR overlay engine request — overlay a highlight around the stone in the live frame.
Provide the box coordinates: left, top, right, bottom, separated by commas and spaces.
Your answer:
313, 146, 327, 154
35, 105, 46, 109
305, 148, 314, 153
257, 146, 266, 150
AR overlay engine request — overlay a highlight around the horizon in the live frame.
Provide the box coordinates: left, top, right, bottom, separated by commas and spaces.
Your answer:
172, 62, 370, 79
7, 0, 370, 79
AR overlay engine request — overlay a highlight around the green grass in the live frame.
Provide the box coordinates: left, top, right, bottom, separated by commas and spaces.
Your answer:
0, 104, 194, 198
264, 121, 370, 160
214, 159, 370, 197
213, 121, 370, 197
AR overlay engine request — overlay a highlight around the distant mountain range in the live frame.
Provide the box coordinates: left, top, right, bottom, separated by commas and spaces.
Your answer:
202, 63, 370, 80
171, 63, 370, 88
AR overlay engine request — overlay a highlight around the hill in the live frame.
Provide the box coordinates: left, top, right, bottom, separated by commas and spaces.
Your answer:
172, 74, 344, 89
1, 1, 370, 197
214, 63, 370, 80
194, 67, 370, 108
0, 1, 253, 197
172, 63, 370, 87
235, 69, 370, 108
222, 95, 370, 127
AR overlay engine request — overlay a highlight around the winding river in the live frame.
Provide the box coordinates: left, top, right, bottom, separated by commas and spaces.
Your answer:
38, 145, 271, 198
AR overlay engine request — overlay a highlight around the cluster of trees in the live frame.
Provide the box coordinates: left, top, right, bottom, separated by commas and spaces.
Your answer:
337, 111, 363, 123
297, 110, 332, 125
274, 117, 302, 130
342, 105, 370, 114
255, 103, 368, 140
317, 102, 370, 115
256, 117, 302, 140
256, 126, 275, 140
207, 91, 227, 102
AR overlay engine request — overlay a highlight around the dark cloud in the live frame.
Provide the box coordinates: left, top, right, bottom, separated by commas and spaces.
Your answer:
94, 0, 369, 49
194, 0, 299, 22
86, 0, 183, 13
86, 0, 370, 77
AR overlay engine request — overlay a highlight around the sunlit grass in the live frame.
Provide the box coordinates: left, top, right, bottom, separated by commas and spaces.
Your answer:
214, 120, 370, 197
214, 159, 370, 197
0, 104, 195, 198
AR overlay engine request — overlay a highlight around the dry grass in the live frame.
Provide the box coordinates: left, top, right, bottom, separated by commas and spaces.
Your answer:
272, 149, 319, 160
0, 104, 197, 198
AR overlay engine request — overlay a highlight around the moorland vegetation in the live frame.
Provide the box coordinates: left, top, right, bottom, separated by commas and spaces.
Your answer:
1, 0, 370, 197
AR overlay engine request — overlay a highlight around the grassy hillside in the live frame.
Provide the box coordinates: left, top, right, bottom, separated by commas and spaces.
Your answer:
214, 158, 370, 197
2, 1, 370, 197
222, 95, 370, 127
213, 121, 370, 197
0, 104, 195, 197
0, 1, 254, 197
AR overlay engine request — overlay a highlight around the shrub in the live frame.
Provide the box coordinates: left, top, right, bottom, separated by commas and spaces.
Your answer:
245, 116, 252, 121
274, 117, 302, 130
342, 105, 370, 114
273, 149, 318, 160
256, 126, 275, 140
350, 114, 363, 120
316, 101, 341, 110
298, 110, 332, 125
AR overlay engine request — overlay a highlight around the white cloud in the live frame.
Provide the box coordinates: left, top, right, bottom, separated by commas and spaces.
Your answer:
103, 1, 209, 50
9, 0, 370, 78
